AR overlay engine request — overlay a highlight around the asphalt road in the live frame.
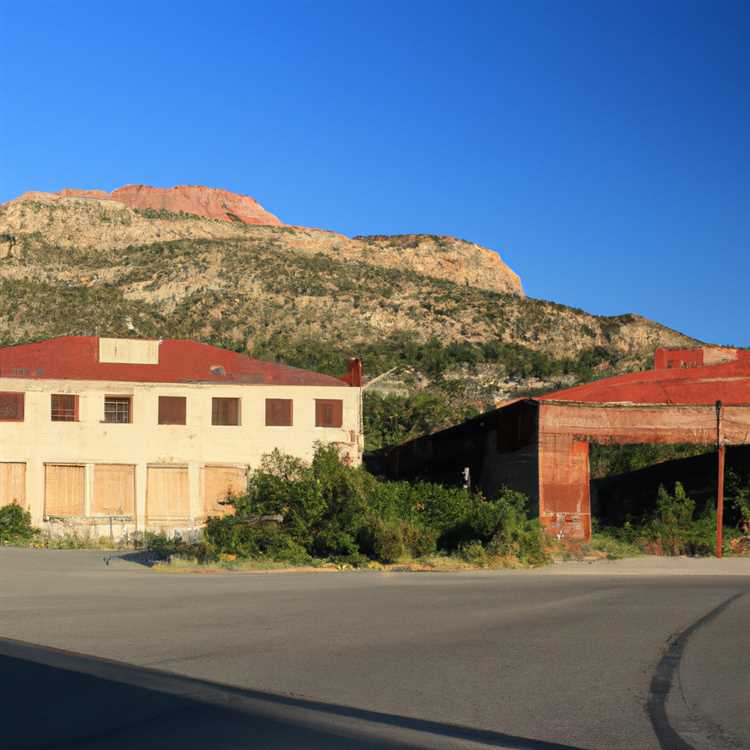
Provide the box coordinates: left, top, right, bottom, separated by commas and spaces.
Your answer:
0, 549, 748, 750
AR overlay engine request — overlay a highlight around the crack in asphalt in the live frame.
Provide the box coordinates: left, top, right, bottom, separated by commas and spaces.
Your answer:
647, 591, 746, 750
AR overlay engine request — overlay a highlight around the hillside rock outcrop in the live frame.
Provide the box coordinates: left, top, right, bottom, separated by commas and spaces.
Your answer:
57, 184, 283, 226
0, 189, 524, 295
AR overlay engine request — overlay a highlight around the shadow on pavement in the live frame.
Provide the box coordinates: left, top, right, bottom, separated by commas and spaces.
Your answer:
0, 636, 589, 750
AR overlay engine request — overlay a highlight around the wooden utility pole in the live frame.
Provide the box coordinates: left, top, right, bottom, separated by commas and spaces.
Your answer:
716, 400, 725, 558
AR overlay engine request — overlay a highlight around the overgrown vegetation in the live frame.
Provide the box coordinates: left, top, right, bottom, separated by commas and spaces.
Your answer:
158, 444, 550, 568
0, 504, 34, 544
590, 481, 748, 557
589, 443, 714, 479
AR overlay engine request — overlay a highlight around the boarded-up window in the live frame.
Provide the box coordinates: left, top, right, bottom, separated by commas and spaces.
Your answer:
93, 464, 135, 516
45, 464, 85, 517
146, 466, 190, 521
202, 466, 246, 518
51, 394, 78, 422
158, 396, 186, 425
104, 396, 132, 424
0, 463, 26, 508
265, 398, 293, 426
0, 392, 24, 421
212, 397, 240, 426
315, 399, 343, 428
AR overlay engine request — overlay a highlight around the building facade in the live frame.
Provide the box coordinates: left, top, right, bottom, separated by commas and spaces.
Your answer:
0, 336, 363, 537
370, 347, 750, 540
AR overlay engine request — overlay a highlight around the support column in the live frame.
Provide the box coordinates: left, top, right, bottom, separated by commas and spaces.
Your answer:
188, 463, 202, 537
27, 459, 45, 527
135, 462, 147, 533
538, 433, 591, 541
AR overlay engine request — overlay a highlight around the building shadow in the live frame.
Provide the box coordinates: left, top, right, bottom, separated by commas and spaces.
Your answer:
0, 636, 589, 750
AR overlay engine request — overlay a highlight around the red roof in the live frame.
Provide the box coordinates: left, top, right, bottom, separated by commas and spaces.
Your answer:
0, 337, 347, 387
539, 356, 750, 406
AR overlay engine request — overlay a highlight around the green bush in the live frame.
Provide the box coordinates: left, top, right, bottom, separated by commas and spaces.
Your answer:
647, 482, 697, 555
458, 540, 489, 566
205, 445, 547, 567
0, 504, 35, 543
359, 517, 405, 563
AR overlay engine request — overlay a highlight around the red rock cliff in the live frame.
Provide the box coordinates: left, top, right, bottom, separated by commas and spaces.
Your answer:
58, 185, 282, 226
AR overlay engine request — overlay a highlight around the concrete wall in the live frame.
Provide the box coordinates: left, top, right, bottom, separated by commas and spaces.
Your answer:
0, 376, 362, 536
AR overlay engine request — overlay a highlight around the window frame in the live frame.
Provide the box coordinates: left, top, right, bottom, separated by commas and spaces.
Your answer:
103, 395, 133, 424
211, 397, 241, 427
265, 398, 293, 427
51, 394, 79, 422
0, 392, 25, 422
315, 398, 343, 428
158, 395, 187, 426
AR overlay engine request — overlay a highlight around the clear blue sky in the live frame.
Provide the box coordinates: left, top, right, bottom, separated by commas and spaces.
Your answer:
1, 1, 748, 345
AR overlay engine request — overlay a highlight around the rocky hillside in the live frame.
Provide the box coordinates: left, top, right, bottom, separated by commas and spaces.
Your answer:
1, 189, 523, 296
0, 186, 697, 443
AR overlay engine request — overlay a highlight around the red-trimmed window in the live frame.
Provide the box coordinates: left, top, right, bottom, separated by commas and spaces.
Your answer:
315, 399, 343, 428
0, 392, 24, 422
212, 397, 240, 426
158, 396, 187, 425
51, 394, 79, 422
265, 398, 293, 426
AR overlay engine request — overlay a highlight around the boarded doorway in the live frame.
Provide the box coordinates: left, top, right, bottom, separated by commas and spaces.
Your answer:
0, 463, 26, 508
93, 464, 135, 516
45, 464, 85, 517
202, 465, 245, 518
146, 466, 190, 523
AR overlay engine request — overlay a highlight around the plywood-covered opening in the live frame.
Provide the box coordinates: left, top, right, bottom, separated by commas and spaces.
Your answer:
45, 464, 85, 517
315, 399, 343, 428
0, 463, 26, 508
93, 464, 135, 516
146, 466, 190, 521
202, 465, 246, 518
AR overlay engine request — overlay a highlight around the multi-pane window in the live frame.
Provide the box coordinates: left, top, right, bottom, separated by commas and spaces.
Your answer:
104, 396, 132, 424
315, 399, 343, 428
158, 396, 187, 425
51, 394, 78, 422
265, 398, 293, 426
212, 397, 240, 426
0, 392, 24, 422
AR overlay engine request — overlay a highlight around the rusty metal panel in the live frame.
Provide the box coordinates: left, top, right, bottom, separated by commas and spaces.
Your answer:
45, 464, 85, 517
146, 466, 190, 521
93, 464, 135, 516
0, 463, 26, 508
202, 466, 245, 518
539, 402, 739, 445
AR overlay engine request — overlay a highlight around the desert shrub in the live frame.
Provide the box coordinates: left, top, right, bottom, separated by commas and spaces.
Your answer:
646, 482, 697, 555
727, 470, 750, 532
204, 519, 309, 563
217, 444, 366, 558
485, 489, 550, 565
209, 445, 547, 566
401, 522, 438, 557
458, 540, 489, 566
142, 531, 218, 563
358, 517, 405, 563
0, 503, 35, 543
